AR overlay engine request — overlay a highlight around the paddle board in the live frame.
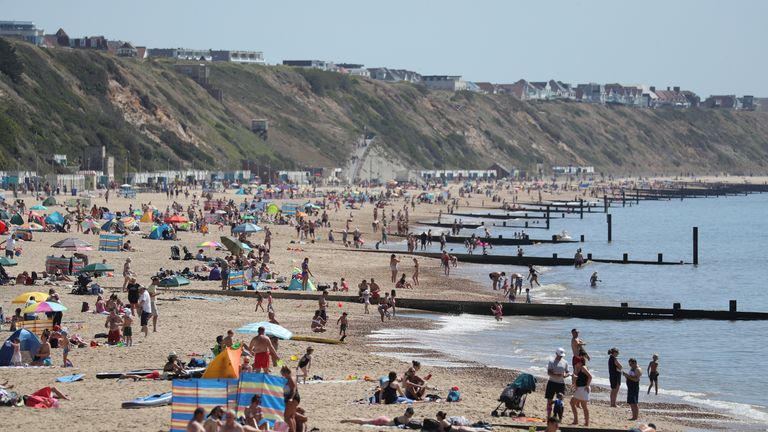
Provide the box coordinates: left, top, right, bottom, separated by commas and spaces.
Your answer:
121, 392, 172, 409
291, 335, 344, 344
97, 369, 156, 380
56, 374, 85, 383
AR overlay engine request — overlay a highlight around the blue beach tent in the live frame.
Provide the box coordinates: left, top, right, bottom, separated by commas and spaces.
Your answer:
0, 329, 41, 366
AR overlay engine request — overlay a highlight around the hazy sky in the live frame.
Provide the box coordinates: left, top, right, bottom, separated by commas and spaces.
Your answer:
3, 0, 766, 96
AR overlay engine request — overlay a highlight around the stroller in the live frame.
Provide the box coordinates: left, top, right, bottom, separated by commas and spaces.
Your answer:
182, 246, 194, 261
491, 372, 536, 417
170, 245, 181, 260
71, 273, 93, 295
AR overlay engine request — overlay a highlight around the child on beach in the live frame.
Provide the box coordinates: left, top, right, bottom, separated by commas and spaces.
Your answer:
122, 311, 133, 347
340, 278, 349, 292
297, 347, 314, 384
553, 392, 564, 421
337, 311, 348, 341
10, 337, 22, 366
61, 330, 72, 367
491, 302, 503, 321
332, 281, 339, 291
647, 354, 660, 395
255, 292, 265, 312
362, 287, 371, 314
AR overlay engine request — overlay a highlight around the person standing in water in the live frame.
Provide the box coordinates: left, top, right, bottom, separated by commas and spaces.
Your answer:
527, 265, 540, 288
647, 354, 660, 395
590, 272, 600, 287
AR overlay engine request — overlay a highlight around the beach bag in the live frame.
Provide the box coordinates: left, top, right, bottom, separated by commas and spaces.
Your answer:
188, 358, 207, 368
447, 389, 461, 402
421, 419, 440, 432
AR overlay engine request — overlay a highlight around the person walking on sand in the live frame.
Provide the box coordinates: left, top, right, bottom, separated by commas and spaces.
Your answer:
647, 354, 660, 395
122, 258, 133, 291
337, 312, 348, 341
138, 286, 152, 338
389, 254, 400, 283
608, 347, 623, 407
412, 257, 420, 286
623, 358, 643, 420
489, 271, 505, 291
545, 348, 570, 418
301, 258, 313, 291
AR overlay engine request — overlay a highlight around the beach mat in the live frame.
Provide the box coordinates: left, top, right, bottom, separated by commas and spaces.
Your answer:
56, 374, 85, 383
178, 296, 234, 301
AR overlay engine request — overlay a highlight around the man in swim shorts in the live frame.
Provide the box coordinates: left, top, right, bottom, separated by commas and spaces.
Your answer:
248, 326, 279, 372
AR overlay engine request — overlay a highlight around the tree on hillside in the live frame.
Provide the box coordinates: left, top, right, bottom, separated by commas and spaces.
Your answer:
0, 37, 24, 83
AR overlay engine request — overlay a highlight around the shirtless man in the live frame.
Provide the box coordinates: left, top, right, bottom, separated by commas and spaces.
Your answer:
318, 290, 329, 321
220, 410, 260, 432
105, 308, 123, 345
489, 271, 505, 291
369, 278, 381, 299
570, 329, 590, 364
248, 327, 279, 373
222, 329, 235, 348
33, 333, 51, 365
204, 406, 224, 432
187, 407, 206, 432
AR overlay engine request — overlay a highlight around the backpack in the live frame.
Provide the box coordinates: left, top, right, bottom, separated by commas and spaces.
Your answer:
421, 419, 440, 432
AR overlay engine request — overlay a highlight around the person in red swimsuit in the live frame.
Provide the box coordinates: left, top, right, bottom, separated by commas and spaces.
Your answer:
248, 326, 279, 372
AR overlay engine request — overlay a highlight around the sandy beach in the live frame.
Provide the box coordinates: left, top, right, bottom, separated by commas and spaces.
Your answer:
0, 178, 756, 431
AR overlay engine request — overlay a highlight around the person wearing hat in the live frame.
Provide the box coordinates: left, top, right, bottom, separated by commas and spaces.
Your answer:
545, 347, 570, 419
138, 286, 152, 337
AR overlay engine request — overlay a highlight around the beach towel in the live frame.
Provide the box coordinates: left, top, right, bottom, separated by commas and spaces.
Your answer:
98, 234, 123, 252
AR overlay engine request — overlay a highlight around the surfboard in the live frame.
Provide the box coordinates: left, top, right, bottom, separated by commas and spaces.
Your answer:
290, 335, 344, 344
121, 392, 172, 408
56, 374, 85, 383
97, 369, 156, 380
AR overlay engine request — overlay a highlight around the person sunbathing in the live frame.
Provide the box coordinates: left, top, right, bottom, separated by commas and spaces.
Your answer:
117, 370, 161, 381
342, 407, 415, 427
435, 411, 484, 432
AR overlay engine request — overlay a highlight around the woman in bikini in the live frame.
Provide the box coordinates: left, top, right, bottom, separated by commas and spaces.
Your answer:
341, 407, 415, 427
389, 254, 400, 283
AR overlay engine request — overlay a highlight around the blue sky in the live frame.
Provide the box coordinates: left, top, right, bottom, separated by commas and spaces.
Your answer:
3, 0, 766, 96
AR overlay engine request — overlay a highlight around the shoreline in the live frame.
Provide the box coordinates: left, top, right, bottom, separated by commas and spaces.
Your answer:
0, 179, 764, 431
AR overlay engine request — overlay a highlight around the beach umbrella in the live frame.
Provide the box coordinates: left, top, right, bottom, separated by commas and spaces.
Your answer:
52, 238, 93, 249
30, 205, 47, 211
22, 301, 68, 314
220, 236, 252, 254
232, 223, 262, 234
17, 222, 44, 231
159, 275, 190, 287
197, 241, 223, 248
0, 256, 18, 266
81, 263, 114, 273
9, 214, 23, 225
165, 214, 188, 224
12, 292, 48, 304
236, 322, 293, 340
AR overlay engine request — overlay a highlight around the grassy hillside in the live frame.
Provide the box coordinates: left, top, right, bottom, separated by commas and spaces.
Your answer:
1, 38, 767, 177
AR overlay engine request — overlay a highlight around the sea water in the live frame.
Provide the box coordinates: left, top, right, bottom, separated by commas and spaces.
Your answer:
373, 193, 768, 426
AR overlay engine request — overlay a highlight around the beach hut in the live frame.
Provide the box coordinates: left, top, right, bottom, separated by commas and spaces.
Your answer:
0, 329, 41, 366
202, 347, 242, 379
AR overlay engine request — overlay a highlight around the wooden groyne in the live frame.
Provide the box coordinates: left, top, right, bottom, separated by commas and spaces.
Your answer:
359, 249, 688, 266
190, 290, 768, 321
418, 221, 550, 230
390, 234, 579, 246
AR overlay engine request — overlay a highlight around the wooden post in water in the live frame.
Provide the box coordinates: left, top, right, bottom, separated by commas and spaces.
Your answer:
730, 300, 737, 312
603, 194, 608, 213
636, 189, 639, 204
693, 226, 699, 265
623, 253, 628, 263
546, 205, 550, 229
622, 190, 626, 207
607, 214, 612, 242
580, 234, 585, 242
657, 253, 663, 263
580, 199, 584, 219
